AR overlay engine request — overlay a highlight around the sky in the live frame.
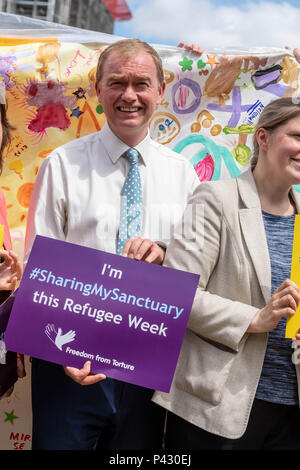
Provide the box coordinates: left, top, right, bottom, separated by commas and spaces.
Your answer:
114, 0, 300, 51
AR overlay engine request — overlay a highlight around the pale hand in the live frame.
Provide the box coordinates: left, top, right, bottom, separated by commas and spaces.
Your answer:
178, 42, 204, 55
0, 250, 22, 291
121, 236, 165, 265
64, 361, 106, 386
247, 279, 300, 333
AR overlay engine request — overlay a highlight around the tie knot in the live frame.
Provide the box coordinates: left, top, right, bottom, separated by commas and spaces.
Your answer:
124, 148, 139, 165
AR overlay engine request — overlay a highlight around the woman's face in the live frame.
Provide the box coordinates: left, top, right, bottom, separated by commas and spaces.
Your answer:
263, 115, 300, 186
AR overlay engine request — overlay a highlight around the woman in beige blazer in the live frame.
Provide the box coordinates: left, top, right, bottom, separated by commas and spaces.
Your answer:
153, 97, 300, 449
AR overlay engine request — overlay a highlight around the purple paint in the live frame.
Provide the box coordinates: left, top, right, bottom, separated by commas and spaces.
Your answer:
252, 69, 281, 88
263, 83, 288, 98
172, 78, 202, 114
207, 87, 252, 127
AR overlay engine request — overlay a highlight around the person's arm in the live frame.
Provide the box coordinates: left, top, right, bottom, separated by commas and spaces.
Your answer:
24, 152, 67, 263
162, 182, 299, 352
24, 153, 106, 386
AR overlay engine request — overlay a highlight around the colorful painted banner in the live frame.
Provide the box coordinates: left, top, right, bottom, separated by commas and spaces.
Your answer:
4, 235, 199, 392
1, 38, 300, 265
1, 14, 300, 450
286, 215, 300, 339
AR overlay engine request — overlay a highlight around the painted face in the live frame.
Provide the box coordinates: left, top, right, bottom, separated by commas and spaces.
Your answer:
95, 50, 165, 145
265, 115, 300, 185
149, 112, 180, 145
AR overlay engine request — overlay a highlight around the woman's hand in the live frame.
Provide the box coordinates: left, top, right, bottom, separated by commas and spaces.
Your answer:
247, 279, 300, 333
0, 250, 22, 291
294, 48, 300, 63
285, 46, 300, 63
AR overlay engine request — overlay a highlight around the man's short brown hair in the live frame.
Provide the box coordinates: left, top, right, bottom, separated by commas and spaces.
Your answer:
96, 38, 164, 89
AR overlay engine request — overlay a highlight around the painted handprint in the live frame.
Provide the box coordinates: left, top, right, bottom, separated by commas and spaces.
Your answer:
45, 323, 76, 351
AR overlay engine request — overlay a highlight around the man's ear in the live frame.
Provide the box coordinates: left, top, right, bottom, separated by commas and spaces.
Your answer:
156, 80, 166, 107
95, 81, 101, 102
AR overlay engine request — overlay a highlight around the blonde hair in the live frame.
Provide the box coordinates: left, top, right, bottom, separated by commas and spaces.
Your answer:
251, 98, 300, 168
95, 38, 164, 89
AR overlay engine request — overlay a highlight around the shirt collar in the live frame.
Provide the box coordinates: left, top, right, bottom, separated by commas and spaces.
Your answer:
99, 122, 150, 166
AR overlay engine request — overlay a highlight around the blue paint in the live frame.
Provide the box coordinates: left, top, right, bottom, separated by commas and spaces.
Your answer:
293, 184, 300, 193
173, 134, 241, 180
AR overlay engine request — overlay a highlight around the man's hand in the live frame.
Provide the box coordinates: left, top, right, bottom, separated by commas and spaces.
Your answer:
0, 250, 23, 291
121, 237, 165, 265
178, 42, 204, 55
64, 361, 106, 386
247, 279, 300, 333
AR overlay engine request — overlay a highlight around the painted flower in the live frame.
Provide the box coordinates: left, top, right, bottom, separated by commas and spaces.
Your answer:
179, 57, 193, 72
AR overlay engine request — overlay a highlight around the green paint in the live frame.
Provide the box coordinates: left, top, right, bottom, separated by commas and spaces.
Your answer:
223, 124, 255, 135
4, 410, 19, 424
231, 144, 251, 165
179, 57, 193, 72
197, 59, 206, 69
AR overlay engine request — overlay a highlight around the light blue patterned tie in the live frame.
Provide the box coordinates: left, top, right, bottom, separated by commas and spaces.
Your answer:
117, 148, 142, 255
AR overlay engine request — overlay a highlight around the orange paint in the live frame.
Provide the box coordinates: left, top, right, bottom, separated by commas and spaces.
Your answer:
206, 55, 219, 68
76, 102, 101, 138
38, 149, 53, 159
17, 183, 34, 209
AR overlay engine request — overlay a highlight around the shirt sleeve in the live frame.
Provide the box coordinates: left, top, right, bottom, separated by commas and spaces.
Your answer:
163, 181, 258, 352
24, 152, 68, 263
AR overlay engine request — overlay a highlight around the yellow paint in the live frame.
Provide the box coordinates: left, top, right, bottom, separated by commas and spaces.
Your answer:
286, 214, 300, 338
0, 37, 58, 46
9, 159, 23, 174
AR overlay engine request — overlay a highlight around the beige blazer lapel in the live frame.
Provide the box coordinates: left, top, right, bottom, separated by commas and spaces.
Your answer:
237, 170, 271, 303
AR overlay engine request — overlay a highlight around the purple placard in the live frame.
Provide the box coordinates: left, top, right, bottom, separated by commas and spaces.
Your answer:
4, 236, 199, 392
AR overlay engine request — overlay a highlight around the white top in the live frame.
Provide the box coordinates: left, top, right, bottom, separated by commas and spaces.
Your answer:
25, 123, 199, 259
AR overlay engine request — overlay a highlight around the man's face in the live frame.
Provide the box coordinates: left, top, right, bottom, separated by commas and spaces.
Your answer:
95, 50, 165, 145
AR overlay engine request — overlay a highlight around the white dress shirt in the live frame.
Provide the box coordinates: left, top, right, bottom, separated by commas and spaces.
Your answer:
25, 123, 199, 259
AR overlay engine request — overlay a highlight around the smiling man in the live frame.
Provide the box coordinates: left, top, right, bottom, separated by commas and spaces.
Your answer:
95, 42, 165, 146
24, 38, 199, 451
